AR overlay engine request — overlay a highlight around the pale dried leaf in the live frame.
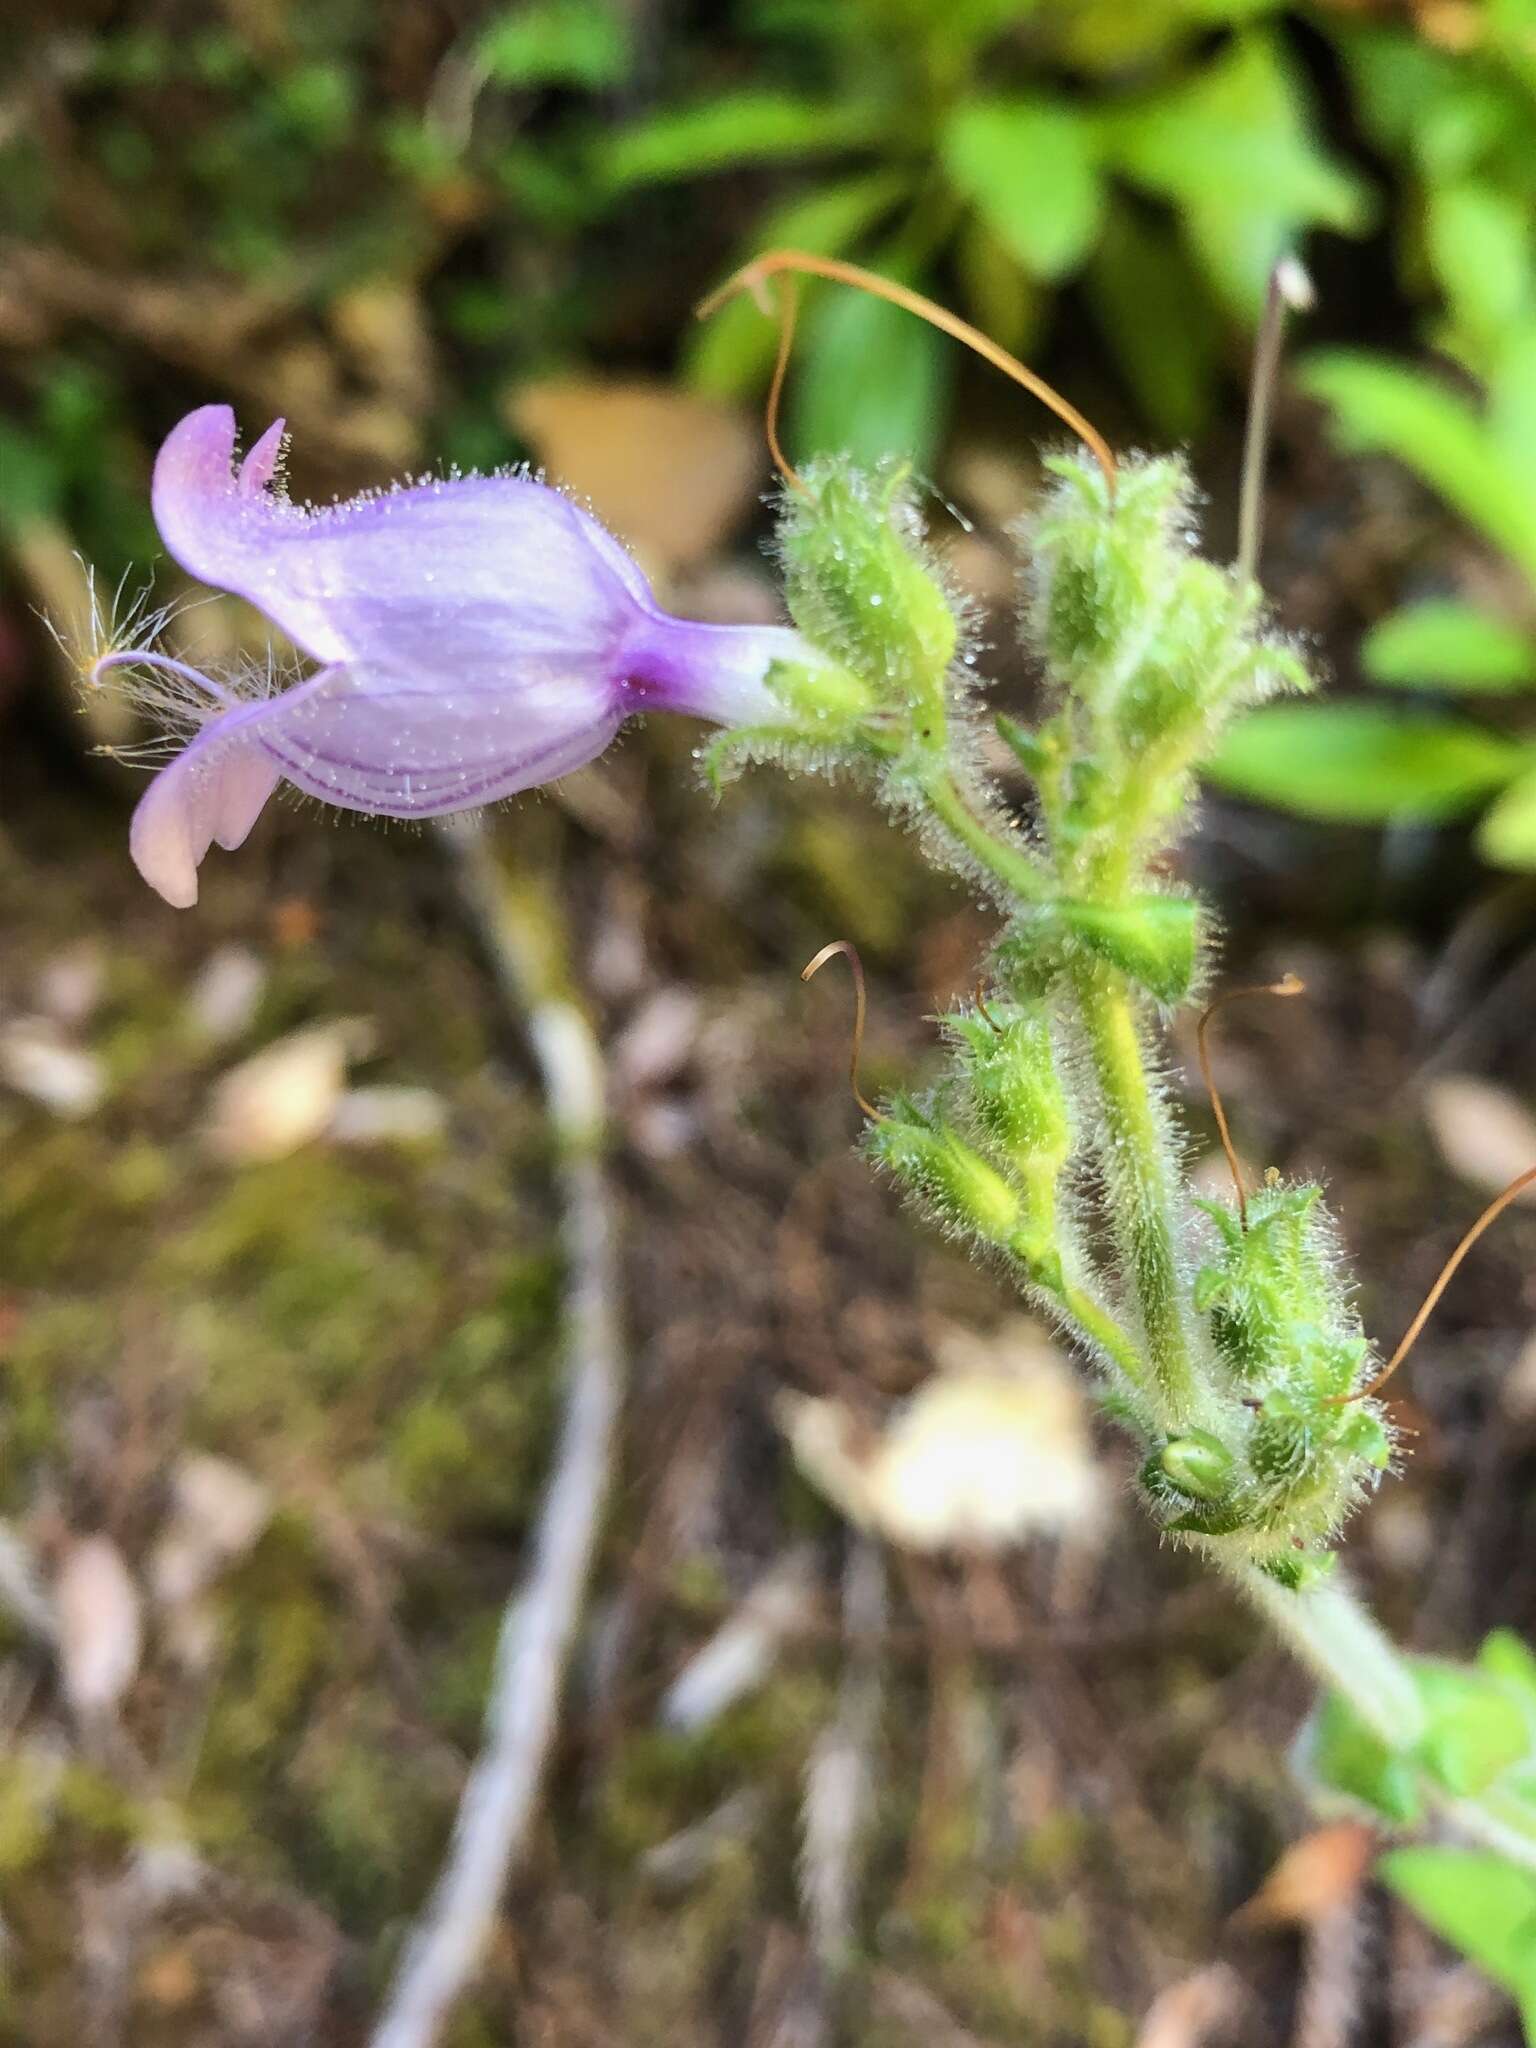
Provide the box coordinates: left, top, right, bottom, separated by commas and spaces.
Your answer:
1135, 1964, 1247, 2048
1422, 1075, 1536, 1203
0, 1018, 106, 1118
186, 945, 266, 1045
328, 1085, 448, 1147
150, 1453, 273, 1610
55, 1535, 142, 1719
613, 987, 702, 1092
782, 1321, 1103, 1551
1232, 1822, 1374, 1931
35, 942, 105, 1028
507, 377, 762, 573
204, 1019, 372, 1163
660, 1552, 816, 1732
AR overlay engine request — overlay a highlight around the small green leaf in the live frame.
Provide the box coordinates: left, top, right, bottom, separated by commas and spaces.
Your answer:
1308, 1690, 1423, 1823
1381, 1847, 1536, 2011
1363, 601, 1536, 693
1477, 762, 1536, 869
474, 0, 628, 90
1301, 351, 1536, 582
942, 98, 1104, 281
1489, 321, 1536, 479
788, 270, 951, 471
686, 173, 911, 397
1099, 32, 1371, 311
1208, 704, 1524, 822
1415, 1662, 1530, 1795
1481, 1630, 1536, 1710
1057, 896, 1199, 1003
600, 92, 885, 188
1426, 181, 1533, 349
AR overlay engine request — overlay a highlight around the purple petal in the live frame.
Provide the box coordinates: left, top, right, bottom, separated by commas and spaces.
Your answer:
152, 406, 651, 671
622, 616, 828, 727
255, 662, 624, 817
130, 703, 283, 908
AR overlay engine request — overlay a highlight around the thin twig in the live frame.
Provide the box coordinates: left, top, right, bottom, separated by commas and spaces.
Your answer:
371, 817, 624, 2048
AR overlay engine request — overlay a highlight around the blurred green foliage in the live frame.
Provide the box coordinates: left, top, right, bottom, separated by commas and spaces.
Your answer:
7, 0, 1536, 862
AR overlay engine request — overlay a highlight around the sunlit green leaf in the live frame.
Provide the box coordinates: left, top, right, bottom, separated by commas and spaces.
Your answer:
600, 91, 886, 188
1099, 32, 1372, 311
942, 98, 1104, 280
1489, 322, 1536, 478
789, 268, 951, 471
1427, 182, 1533, 349
1363, 602, 1536, 693
1207, 704, 1524, 821
1301, 351, 1536, 582
1416, 1662, 1531, 1795
1381, 1847, 1536, 2029
686, 173, 911, 396
1307, 1690, 1422, 1824
1478, 763, 1536, 869
475, 0, 629, 90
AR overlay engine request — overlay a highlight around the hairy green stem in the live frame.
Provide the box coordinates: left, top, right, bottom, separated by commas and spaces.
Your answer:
921, 769, 1046, 904
1051, 1276, 1147, 1391
1070, 965, 1200, 1425
1237, 1565, 1425, 1751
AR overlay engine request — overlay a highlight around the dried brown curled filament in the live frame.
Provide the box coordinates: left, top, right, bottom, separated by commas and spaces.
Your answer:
973, 983, 1004, 1034
1195, 973, 1306, 1229
1340, 1162, 1536, 1404
696, 249, 1117, 499
802, 938, 882, 1122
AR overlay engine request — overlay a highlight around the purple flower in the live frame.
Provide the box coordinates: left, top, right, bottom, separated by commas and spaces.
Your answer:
95, 406, 819, 906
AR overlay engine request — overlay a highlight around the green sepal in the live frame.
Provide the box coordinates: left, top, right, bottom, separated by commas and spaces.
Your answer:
1160, 1429, 1236, 1501
1192, 1264, 1228, 1312
778, 458, 958, 723
995, 713, 1056, 781
868, 1100, 1024, 1248
1057, 896, 1200, 1002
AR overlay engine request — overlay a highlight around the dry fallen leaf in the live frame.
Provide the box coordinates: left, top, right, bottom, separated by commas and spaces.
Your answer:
328, 1085, 448, 1147
150, 1452, 274, 1610
1135, 1964, 1246, 2048
506, 377, 762, 574
781, 1320, 1104, 1551
185, 945, 267, 1046
55, 1534, 142, 1720
0, 1018, 106, 1119
1231, 1822, 1375, 1931
1422, 1075, 1536, 1204
204, 1019, 373, 1163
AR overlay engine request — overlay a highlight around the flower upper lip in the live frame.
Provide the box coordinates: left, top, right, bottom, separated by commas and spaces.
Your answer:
111, 405, 828, 905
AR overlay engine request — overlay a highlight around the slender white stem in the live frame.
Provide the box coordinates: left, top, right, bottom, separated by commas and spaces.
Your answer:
1234, 1565, 1426, 1751
372, 819, 623, 2048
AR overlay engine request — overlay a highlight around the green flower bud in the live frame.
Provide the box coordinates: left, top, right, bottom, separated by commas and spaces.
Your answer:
1160, 1430, 1237, 1501
948, 1003, 1071, 1183
1026, 454, 1189, 700
779, 459, 958, 724
868, 1100, 1023, 1247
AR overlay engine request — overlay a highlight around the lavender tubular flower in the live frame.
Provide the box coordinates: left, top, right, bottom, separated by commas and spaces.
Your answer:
102, 406, 821, 906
